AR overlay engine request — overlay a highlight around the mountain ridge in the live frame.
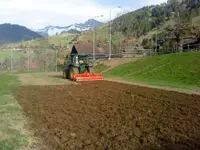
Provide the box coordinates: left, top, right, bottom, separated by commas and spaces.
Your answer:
34, 19, 105, 37
0, 23, 42, 45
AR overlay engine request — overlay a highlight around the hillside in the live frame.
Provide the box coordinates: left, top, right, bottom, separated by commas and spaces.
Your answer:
79, 24, 109, 42
0, 23, 42, 44
112, 0, 200, 37
6, 33, 76, 50
78, 0, 200, 51
104, 52, 200, 88
5, 0, 200, 51
79, 24, 125, 52
62, 29, 81, 34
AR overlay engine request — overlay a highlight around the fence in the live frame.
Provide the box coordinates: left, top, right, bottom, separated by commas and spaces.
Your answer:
87, 53, 122, 60
121, 48, 155, 58
120, 43, 200, 58
0, 42, 199, 73
0, 46, 60, 73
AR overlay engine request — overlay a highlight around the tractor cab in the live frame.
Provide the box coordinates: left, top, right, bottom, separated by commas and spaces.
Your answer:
69, 53, 91, 74
70, 54, 88, 66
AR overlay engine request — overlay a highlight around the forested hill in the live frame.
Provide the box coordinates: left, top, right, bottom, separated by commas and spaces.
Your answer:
112, 0, 200, 38
0, 23, 42, 44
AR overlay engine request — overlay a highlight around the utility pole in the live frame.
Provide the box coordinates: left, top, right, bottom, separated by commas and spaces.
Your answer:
155, 32, 157, 54
28, 47, 30, 73
10, 49, 13, 73
28, 42, 31, 73
56, 49, 57, 72
153, 22, 158, 54
150, 20, 158, 54
109, 9, 112, 60
56, 45, 58, 72
109, 6, 122, 60
93, 19, 95, 61
45, 49, 47, 72
93, 15, 103, 61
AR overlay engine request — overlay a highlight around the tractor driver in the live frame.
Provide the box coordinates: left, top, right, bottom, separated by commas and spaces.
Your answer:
79, 60, 84, 64
79, 57, 87, 64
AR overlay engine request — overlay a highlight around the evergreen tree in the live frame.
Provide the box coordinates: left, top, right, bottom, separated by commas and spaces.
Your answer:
112, 0, 199, 39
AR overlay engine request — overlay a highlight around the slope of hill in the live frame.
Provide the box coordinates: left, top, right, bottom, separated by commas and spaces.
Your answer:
79, 24, 125, 52
35, 19, 104, 37
7, 0, 200, 51
78, 0, 200, 49
105, 52, 200, 88
79, 24, 109, 42
61, 29, 81, 34
112, 0, 200, 37
0, 23, 42, 44
7, 33, 76, 51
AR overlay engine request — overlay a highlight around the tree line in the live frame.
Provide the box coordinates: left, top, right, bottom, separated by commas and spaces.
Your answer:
112, 0, 200, 41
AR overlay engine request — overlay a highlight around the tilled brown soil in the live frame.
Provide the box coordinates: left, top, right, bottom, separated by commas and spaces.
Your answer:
15, 81, 200, 150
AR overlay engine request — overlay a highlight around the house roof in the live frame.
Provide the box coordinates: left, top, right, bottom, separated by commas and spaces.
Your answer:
183, 39, 198, 45
71, 43, 110, 55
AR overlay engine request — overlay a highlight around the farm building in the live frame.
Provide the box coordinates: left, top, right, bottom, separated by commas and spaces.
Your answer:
183, 39, 200, 51
71, 43, 121, 59
71, 43, 109, 54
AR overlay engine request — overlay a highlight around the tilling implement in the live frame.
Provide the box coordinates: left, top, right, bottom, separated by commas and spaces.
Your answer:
63, 53, 104, 81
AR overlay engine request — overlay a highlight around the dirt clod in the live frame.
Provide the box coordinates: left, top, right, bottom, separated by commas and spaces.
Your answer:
15, 81, 200, 150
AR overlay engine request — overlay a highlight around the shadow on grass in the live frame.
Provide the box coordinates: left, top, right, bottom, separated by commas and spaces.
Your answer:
48, 74, 63, 79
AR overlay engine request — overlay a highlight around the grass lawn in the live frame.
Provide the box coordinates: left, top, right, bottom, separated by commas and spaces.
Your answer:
0, 50, 24, 62
104, 52, 200, 88
30, 72, 68, 84
0, 73, 33, 150
94, 63, 110, 73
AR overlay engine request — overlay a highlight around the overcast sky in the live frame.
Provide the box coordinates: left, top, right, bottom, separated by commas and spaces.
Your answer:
0, 0, 167, 29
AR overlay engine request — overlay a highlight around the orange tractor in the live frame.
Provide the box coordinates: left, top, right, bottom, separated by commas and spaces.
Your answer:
63, 53, 104, 81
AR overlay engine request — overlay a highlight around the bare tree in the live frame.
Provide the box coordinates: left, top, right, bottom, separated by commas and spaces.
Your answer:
165, 21, 188, 52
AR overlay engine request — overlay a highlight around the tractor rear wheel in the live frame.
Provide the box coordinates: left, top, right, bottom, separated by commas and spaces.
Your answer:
68, 67, 79, 80
63, 71, 67, 79
63, 68, 68, 79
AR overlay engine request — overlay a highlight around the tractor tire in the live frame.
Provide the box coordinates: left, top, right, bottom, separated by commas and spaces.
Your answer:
63, 68, 68, 79
88, 67, 94, 73
68, 67, 79, 80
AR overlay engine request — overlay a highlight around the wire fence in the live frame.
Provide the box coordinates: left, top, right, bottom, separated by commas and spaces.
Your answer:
0, 48, 122, 73
121, 43, 200, 58
0, 47, 60, 73
0, 42, 199, 73
182, 43, 200, 52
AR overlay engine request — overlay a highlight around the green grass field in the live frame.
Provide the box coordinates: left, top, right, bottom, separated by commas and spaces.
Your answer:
0, 51, 24, 62
0, 73, 33, 150
105, 52, 200, 88
94, 63, 110, 73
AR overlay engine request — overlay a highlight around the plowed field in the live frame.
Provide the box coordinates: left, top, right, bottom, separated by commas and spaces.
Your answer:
15, 81, 200, 150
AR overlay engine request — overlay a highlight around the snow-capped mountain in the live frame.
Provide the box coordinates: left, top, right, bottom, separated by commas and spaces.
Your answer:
34, 19, 104, 37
